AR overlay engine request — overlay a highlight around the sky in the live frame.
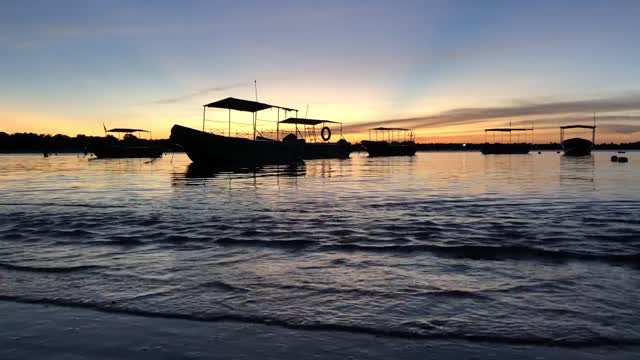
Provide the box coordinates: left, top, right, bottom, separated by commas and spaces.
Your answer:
1, 0, 639, 143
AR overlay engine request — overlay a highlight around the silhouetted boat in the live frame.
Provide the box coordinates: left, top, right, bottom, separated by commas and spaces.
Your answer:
481, 124, 533, 155
560, 124, 596, 156
170, 98, 304, 167
362, 127, 417, 157
279, 118, 350, 159
93, 128, 163, 159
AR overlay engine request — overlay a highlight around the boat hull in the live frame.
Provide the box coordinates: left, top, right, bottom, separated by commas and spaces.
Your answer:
481, 143, 531, 155
92, 143, 163, 159
303, 140, 351, 159
170, 125, 304, 166
562, 137, 593, 156
361, 140, 417, 157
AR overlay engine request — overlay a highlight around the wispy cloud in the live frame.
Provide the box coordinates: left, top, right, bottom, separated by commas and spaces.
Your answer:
343, 94, 640, 133
153, 82, 252, 104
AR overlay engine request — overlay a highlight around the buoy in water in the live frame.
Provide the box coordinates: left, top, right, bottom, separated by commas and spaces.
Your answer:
618, 157, 629, 163
611, 156, 619, 162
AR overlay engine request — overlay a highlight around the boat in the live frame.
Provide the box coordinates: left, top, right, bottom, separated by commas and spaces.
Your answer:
278, 117, 351, 159
361, 127, 417, 157
92, 128, 164, 159
561, 124, 596, 156
170, 97, 305, 167
481, 123, 533, 154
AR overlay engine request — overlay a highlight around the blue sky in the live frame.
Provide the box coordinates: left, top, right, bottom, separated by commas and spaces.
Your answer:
1, 0, 639, 142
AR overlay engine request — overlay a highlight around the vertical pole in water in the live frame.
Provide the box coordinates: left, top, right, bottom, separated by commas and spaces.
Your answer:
593, 112, 596, 144
228, 108, 231, 137
202, 106, 206, 132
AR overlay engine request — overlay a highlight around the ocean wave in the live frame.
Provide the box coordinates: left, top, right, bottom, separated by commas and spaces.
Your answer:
318, 243, 640, 267
215, 237, 316, 248
0, 262, 103, 274
0, 295, 638, 348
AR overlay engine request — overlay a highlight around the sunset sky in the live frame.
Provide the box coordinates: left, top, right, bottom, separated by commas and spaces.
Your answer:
1, 0, 639, 143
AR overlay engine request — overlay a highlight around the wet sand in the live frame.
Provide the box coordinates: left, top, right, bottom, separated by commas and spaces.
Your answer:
1, 301, 637, 360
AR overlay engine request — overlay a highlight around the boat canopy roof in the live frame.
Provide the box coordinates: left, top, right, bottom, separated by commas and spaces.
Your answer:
204, 97, 296, 113
107, 128, 150, 133
485, 127, 533, 132
280, 118, 340, 126
560, 125, 596, 129
371, 127, 410, 131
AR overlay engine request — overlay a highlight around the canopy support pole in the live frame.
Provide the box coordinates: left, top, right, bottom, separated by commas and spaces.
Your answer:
228, 108, 231, 137
202, 106, 206, 132
276, 108, 280, 141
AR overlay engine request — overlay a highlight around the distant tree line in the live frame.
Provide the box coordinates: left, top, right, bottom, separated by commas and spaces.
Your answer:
0, 132, 175, 153
1, 131, 638, 153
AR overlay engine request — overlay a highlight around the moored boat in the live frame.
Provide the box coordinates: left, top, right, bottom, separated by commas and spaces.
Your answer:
481, 123, 533, 155
362, 127, 417, 157
560, 124, 596, 157
279, 118, 351, 159
92, 128, 163, 159
170, 97, 304, 167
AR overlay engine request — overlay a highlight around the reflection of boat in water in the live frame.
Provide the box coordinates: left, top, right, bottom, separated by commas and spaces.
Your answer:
93, 128, 163, 159
184, 162, 305, 179
362, 127, 416, 157
481, 123, 533, 155
561, 124, 596, 157
170, 97, 305, 167
279, 118, 350, 159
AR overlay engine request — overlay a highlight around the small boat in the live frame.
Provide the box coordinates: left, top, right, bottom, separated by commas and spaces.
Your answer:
92, 128, 163, 159
560, 124, 596, 156
361, 127, 417, 157
170, 97, 305, 167
279, 117, 350, 159
481, 123, 533, 155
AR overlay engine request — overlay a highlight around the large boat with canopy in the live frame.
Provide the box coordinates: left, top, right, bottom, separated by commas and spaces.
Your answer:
170, 97, 305, 167
561, 124, 596, 156
278, 117, 350, 159
92, 127, 164, 159
361, 127, 417, 156
481, 123, 534, 154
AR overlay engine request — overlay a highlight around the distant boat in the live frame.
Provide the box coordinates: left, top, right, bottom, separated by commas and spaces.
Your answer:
362, 127, 417, 157
279, 117, 350, 159
92, 128, 163, 159
481, 123, 533, 155
170, 97, 304, 167
560, 124, 596, 156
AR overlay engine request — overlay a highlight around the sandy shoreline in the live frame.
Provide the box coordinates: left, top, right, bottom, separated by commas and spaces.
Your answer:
1, 300, 637, 360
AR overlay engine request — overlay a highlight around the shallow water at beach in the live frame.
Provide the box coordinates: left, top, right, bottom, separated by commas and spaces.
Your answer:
1, 152, 639, 347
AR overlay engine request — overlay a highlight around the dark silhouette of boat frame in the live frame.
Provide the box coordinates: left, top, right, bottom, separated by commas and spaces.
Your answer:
92, 128, 163, 159
362, 127, 417, 156
279, 117, 351, 159
170, 97, 305, 167
481, 124, 533, 154
561, 124, 596, 156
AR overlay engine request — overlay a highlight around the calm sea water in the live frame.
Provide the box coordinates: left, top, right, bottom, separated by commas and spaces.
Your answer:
1, 152, 639, 346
